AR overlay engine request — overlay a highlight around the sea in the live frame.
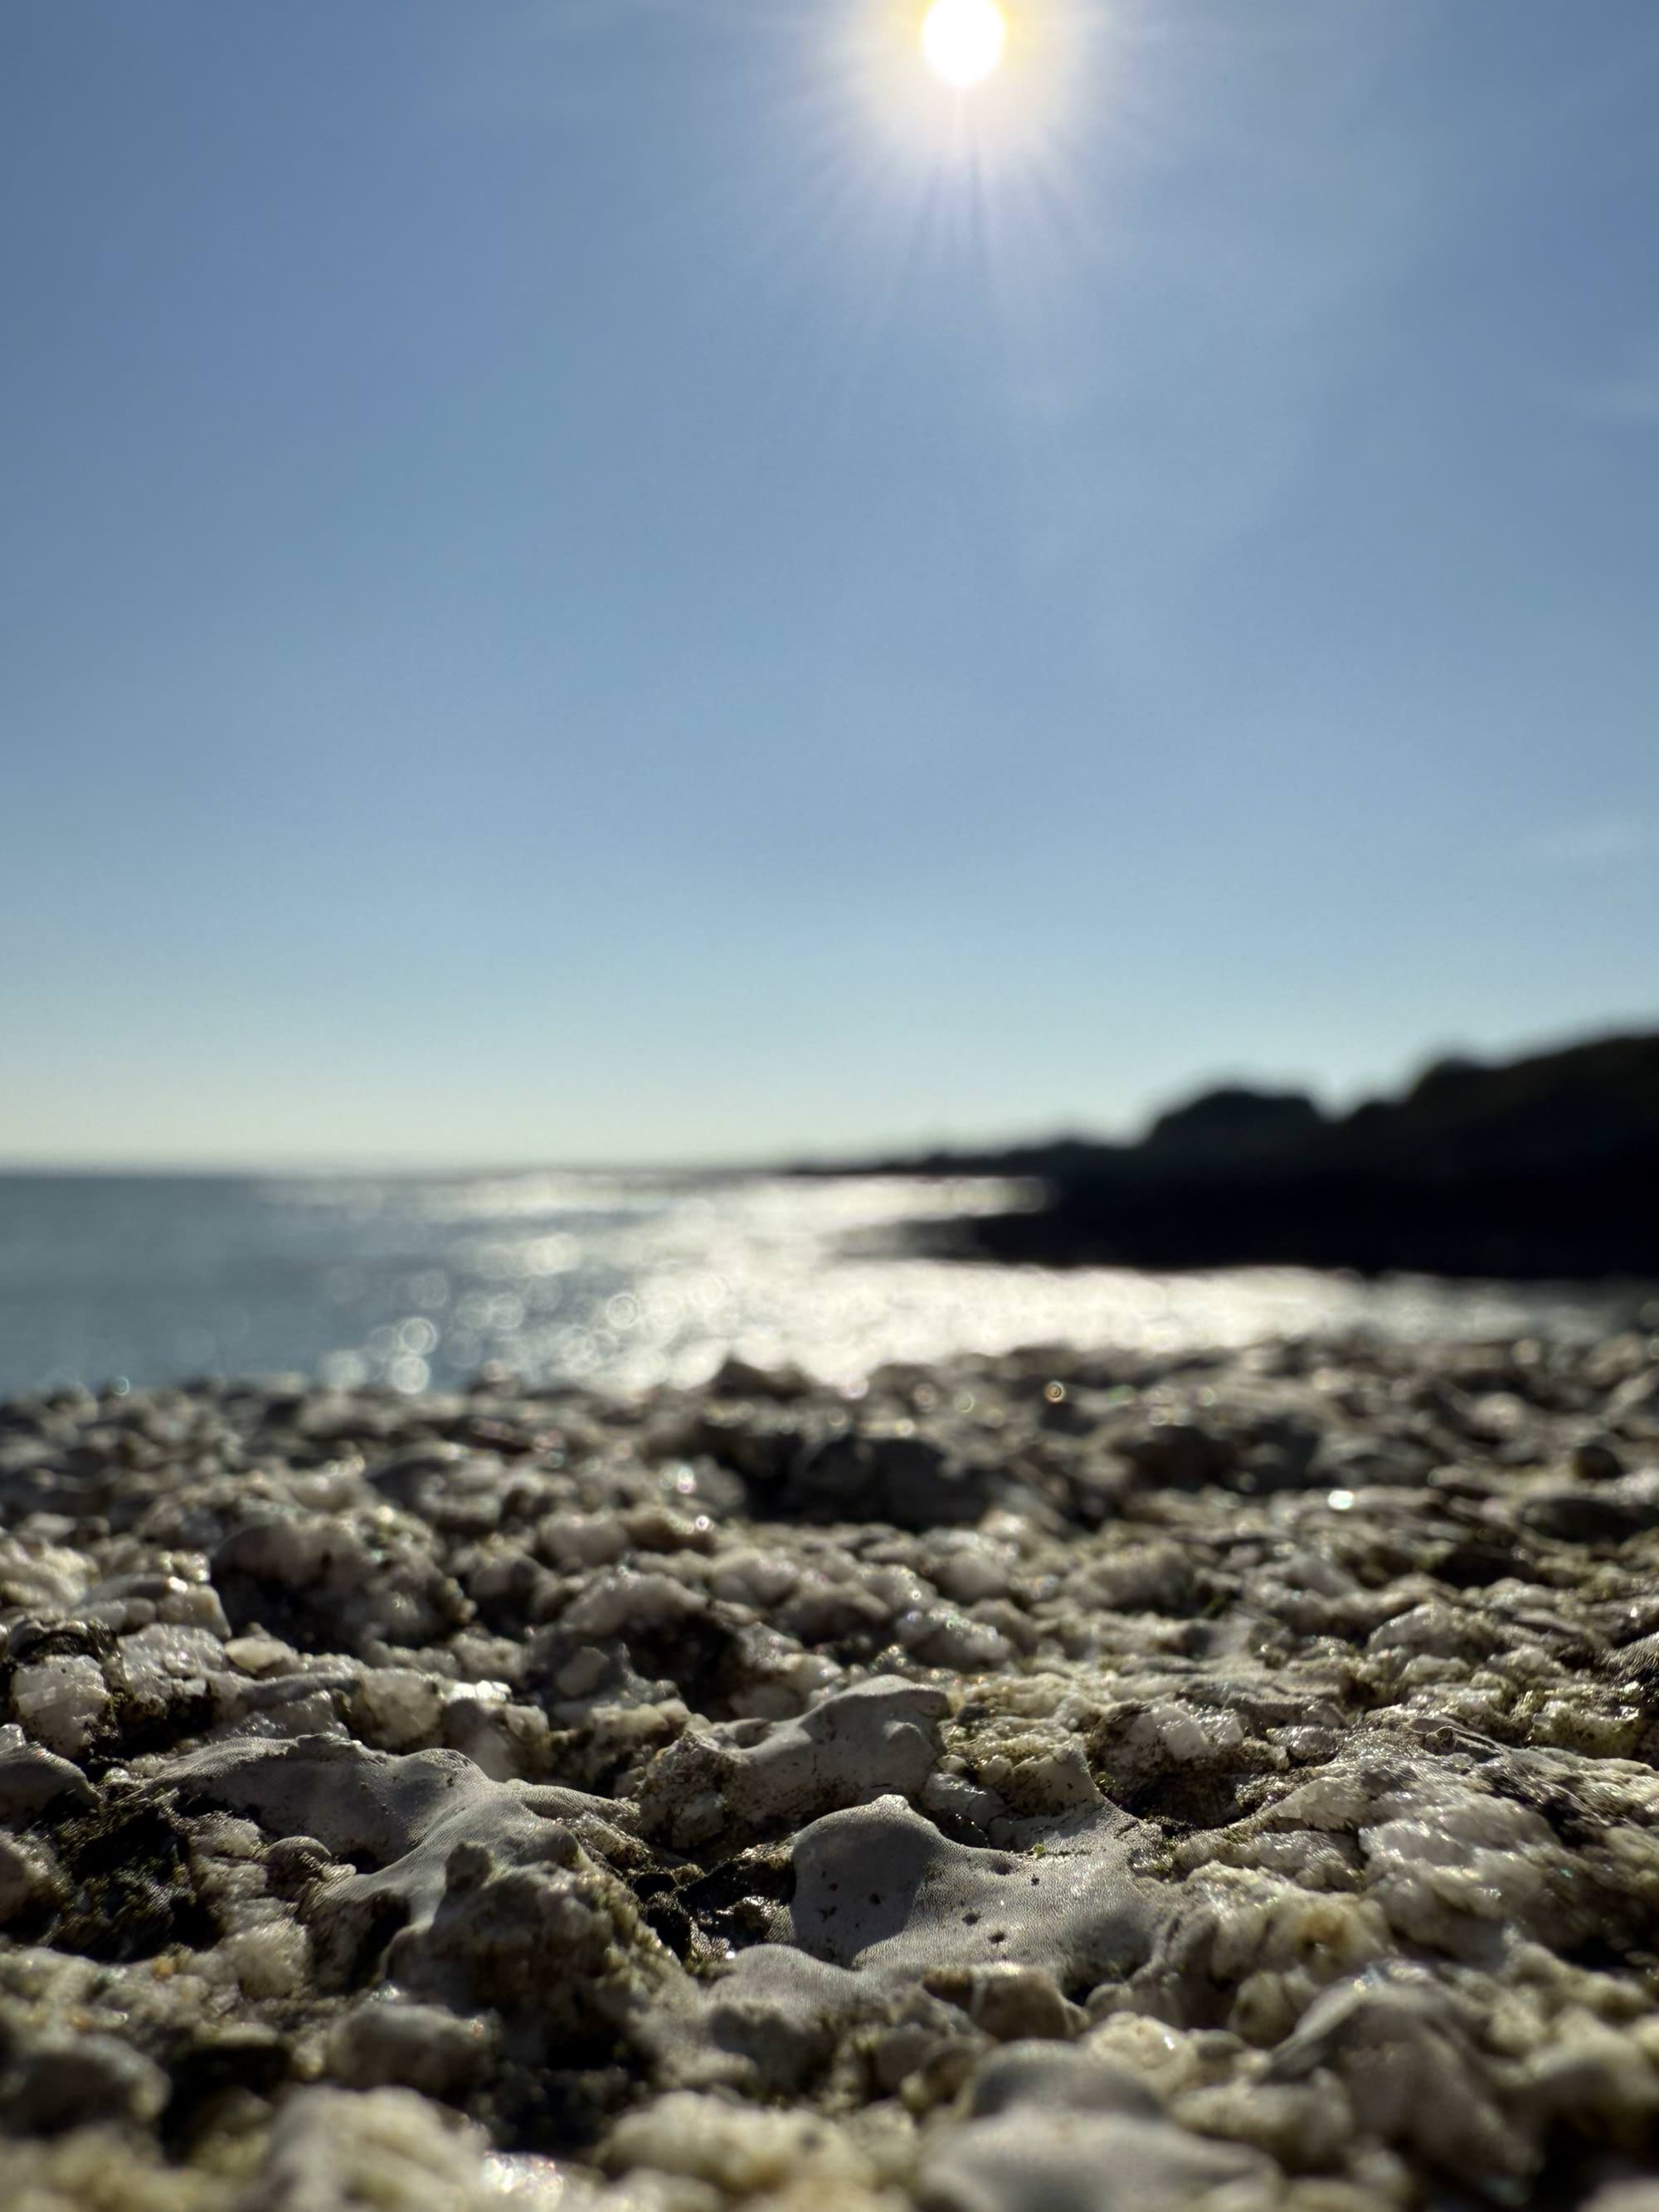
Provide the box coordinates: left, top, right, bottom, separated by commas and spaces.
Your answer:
0, 1169, 1647, 1405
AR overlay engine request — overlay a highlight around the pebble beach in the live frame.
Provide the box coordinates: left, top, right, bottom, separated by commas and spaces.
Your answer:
3, 1325, 1659, 2211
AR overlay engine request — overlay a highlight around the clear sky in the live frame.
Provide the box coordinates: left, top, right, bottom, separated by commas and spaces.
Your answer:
2, 0, 1656, 1168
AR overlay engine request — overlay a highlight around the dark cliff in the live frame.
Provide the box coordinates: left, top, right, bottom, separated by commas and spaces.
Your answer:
899, 1029, 1659, 1280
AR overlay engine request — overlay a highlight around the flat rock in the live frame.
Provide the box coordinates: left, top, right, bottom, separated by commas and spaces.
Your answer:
782, 1793, 1159, 1992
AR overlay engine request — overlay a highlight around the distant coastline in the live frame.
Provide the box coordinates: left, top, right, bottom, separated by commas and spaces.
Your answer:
805, 1026, 1659, 1283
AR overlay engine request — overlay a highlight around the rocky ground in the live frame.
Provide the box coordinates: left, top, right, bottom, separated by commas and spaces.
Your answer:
2, 1328, 1659, 2211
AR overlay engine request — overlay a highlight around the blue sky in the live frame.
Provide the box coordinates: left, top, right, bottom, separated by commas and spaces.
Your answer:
2, 0, 1656, 1166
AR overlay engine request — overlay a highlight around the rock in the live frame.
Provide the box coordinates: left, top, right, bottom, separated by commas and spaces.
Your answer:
382, 1821, 680, 2061
243, 2085, 494, 2212
601, 2090, 875, 2195
708, 1355, 815, 1402
1581, 2186, 1659, 2212
718, 1420, 995, 1529
212, 1512, 469, 1654
0, 1830, 61, 1920
0, 2031, 169, 2135
924, 1962, 1082, 2042
328, 1999, 494, 2101
153, 1735, 649, 2010
1572, 1438, 1626, 1481
0, 1739, 97, 1821
1266, 1966, 1530, 2185
917, 2043, 1268, 2212
664, 1944, 880, 2095
782, 1794, 1157, 1991
1520, 1487, 1657, 1543
634, 1675, 948, 1848
10, 1653, 110, 1757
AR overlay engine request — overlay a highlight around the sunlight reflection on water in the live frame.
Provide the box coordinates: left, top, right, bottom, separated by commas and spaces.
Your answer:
285, 1173, 1632, 1396
0, 1171, 1637, 1400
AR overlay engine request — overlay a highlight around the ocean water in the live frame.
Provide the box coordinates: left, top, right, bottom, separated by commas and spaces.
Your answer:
0, 1169, 1641, 1403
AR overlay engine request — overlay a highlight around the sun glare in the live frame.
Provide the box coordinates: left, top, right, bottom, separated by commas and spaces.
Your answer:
921, 0, 1008, 90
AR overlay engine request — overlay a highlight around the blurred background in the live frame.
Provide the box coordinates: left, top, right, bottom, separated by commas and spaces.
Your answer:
2, 1, 1655, 1394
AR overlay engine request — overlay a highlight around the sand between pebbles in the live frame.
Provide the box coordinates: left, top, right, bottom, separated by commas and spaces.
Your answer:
2, 1329, 1659, 2210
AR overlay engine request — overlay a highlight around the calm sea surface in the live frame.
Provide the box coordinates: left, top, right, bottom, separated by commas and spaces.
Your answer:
0, 1170, 1642, 1402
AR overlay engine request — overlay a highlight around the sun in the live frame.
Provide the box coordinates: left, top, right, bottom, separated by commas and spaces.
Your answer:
921, 0, 1008, 90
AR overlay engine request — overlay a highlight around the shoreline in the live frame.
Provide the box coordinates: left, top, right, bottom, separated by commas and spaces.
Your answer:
830, 1027, 1659, 1284
2, 1329, 1658, 2208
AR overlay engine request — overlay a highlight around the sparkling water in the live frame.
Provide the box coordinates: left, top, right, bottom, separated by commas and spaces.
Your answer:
0, 1170, 1638, 1401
